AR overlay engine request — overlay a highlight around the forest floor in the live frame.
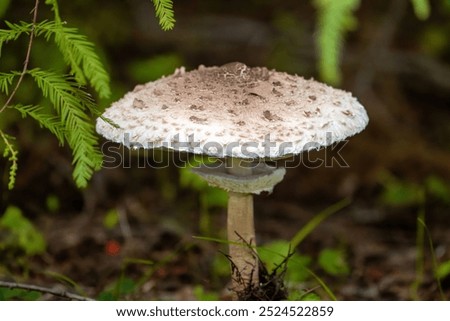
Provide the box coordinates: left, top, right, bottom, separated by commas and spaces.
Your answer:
2, 155, 449, 301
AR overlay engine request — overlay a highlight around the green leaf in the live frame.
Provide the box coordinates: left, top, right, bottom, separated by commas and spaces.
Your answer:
313, 0, 360, 85
426, 176, 450, 204
436, 260, 450, 280
193, 285, 220, 301
410, 0, 430, 20
152, 0, 176, 31
46, 194, 60, 212
115, 277, 137, 297
0, 206, 46, 256
0, 288, 41, 301
259, 241, 312, 283
318, 248, 349, 276
288, 291, 321, 301
380, 175, 424, 206
103, 209, 119, 229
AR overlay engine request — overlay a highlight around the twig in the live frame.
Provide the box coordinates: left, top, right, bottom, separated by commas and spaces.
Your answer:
0, 280, 94, 301
0, 0, 40, 113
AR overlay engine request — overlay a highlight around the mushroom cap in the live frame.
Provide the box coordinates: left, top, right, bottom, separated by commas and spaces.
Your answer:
96, 62, 368, 159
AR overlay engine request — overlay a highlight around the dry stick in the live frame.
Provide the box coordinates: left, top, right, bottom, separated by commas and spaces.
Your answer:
0, 0, 40, 113
0, 280, 94, 301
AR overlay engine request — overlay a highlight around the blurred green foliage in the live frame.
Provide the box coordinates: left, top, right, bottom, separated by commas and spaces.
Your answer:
193, 285, 220, 301
379, 173, 450, 207
259, 240, 312, 283
179, 158, 228, 235
411, 0, 431, 20
0, 0, 10, 18
318, 248, 349, 276
103, 208, 120, 230
0, 287, 40, 300
45, 194, 60, 213
0, 206, 46, 256
128, 53, 184, 83
313, 0, 360, 85
436, 260, 450, 281
98, 276, 137, 301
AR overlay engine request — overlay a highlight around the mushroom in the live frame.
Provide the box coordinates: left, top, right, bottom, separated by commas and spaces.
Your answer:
96, 62, 369, 297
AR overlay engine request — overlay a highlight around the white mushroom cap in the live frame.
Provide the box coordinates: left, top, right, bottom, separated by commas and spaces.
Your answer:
96, 62, 368, 159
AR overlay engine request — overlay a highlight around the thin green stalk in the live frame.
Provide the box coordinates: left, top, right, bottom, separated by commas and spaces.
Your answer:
417, 217, 447, 300
410, 189, 425, 300
290, 198, 351, 248
304, 267, 337, 301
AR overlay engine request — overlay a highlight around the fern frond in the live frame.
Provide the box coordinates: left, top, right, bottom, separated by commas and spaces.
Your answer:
314, 0, 360, 85
152, 0, 176, 31
13, 104, 65, 144
410, 0, 430, 20
27, 68, 103, 188
36, 22, 111, 99
0, 71, 19, 95
0, 130, 19, 190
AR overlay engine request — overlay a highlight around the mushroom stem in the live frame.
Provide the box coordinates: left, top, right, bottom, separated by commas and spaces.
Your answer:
226, 157, 259, 293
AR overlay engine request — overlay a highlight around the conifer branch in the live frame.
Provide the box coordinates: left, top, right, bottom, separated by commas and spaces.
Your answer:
0, 0, 39, 113
314, 0, 360, 85
14, 104, 65, 144
152, 0, 176, 31
28, 69, 103, 188
0, 72, 19, 94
